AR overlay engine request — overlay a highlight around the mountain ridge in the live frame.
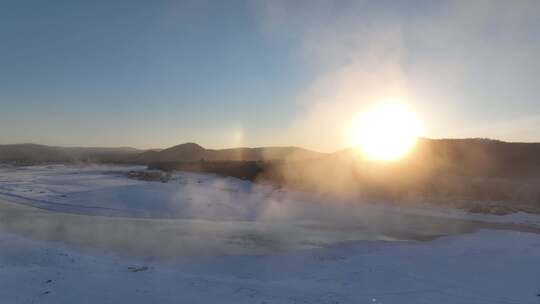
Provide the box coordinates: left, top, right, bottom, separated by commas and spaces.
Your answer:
135, 143, 325, 163
2, 139, 540, 173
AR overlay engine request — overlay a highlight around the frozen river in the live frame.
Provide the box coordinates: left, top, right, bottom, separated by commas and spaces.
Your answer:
1, 165, 540, 303
0, 164, 502, 256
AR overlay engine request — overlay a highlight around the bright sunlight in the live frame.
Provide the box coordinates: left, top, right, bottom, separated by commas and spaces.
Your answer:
349, 102, 424, 161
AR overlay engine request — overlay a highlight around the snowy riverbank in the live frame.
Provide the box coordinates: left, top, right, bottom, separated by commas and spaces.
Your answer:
1, 229, 539, 304
1, 164, 540, 303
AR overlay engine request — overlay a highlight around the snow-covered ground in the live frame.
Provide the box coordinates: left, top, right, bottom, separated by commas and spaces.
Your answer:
1, 229, 539, 304
1, 164, 540, 303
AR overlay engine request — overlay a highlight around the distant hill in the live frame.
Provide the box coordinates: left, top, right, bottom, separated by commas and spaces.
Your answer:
0, 144, 142, 164
3, 139, 540, 178
413, 138, 540, 178
0, 142, 325, 164
135, 142, 325, 164
324, 138, 540, 178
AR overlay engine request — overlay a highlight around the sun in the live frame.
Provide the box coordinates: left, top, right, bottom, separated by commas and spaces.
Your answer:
348, 102, 423, 161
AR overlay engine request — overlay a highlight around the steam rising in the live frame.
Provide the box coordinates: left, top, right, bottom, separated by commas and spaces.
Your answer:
2, 1, 540, 260
0, 165, 495, 258
255, 0, 540, 150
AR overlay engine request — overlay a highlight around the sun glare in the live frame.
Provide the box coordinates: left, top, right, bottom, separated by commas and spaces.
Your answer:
349, 102, 423, 161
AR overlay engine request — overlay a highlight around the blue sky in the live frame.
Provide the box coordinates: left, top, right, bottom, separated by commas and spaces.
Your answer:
1, 0, 539, 151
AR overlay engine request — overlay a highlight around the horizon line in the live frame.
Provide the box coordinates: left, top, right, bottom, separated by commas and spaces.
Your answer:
1, 137, 540, 154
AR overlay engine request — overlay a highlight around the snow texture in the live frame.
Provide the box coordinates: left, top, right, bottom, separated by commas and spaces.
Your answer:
1, 165, 540, 303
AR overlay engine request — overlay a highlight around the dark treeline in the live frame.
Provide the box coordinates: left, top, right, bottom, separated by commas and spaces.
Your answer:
413, 138, 540, 178
147, 139, 540, 215
3, 139, 540, 214
0, 144, 141, 164
148, 160, 266, 181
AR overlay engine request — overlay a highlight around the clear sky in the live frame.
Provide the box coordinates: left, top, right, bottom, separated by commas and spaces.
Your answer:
1, 0, 539, 152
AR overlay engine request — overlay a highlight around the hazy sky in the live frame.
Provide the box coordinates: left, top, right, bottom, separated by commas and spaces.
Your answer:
1, 0, 539, 152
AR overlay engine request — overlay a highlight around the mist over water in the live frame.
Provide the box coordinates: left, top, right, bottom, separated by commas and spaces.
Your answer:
3, 164, 537, 258
2, 2, 540, 303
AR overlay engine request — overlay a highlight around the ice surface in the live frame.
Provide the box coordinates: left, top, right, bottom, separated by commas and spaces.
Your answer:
1, 164, 539, 226
1, 165, 540, 303
0, 164, 295, 219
